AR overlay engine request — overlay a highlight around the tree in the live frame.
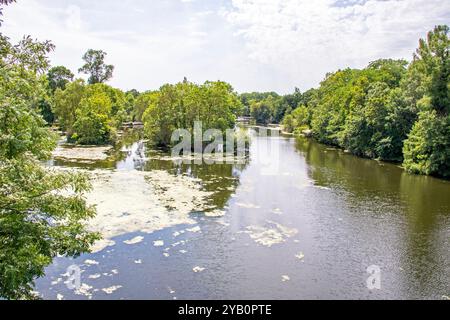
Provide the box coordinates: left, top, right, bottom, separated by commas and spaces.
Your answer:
342, 82, 393, 159
276, 88, 303, 123
0, 34, 99, 300
78, 49, 114, 84
143, 80, 241, 147
282, 105, 309, 133
402, 25, 450, 178
403, 111, 450, 177
72, 87, 114, 145
47, 66, 74, 93
52, 79, 86, 137
52, 80, 127, 144
35, 66, 75, 125
412, 25, 449, 115
250, 100, 272, 125
133, 91, 157, 122
240, 92, 279, 117
86, 83, 127, 127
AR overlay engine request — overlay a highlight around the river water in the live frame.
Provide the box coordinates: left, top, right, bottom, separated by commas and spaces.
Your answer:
36, 128, 450, 300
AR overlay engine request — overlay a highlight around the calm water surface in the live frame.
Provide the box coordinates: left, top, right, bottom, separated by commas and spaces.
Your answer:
37, 129, 450, 300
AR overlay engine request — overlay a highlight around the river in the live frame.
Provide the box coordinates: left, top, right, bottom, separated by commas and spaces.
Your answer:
36, 128, 450, 300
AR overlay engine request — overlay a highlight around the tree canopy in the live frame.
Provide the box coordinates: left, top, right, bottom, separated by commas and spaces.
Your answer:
142, 80, 242, 147
0, 34, 99, 300
47, 66, 74, 93
281, 25, 449, 178
78, 49, 114, 85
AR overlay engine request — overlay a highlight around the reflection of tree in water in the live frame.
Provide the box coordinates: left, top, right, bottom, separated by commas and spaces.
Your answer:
52, 129, 145, 170
54, 127, 250, 211
295, 135, 450, 298
397, 173, 450, 298
143, 147, 249, 211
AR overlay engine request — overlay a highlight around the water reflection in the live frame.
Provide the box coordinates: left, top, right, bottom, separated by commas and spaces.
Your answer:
295, 136, 450, 299
36, 128, 449, 300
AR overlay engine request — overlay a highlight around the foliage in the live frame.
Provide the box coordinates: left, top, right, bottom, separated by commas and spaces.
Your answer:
0, 33, 99, 300
78, 49, 114, 84
143, 80, 242, 147
72, 86, 114, 145
240, 89, 304, 125
282, 105, 309, 133
0, 0, 15, 25
47, 66, 74, 93
403, 26, 450, 176
52, 81, 127, 145
133, 91, 158, 122
240, 92, 279, 116
250, 96, 276, 125
280, 26, 449, 177
403, 111, 450, 177
52, 79, 86, 137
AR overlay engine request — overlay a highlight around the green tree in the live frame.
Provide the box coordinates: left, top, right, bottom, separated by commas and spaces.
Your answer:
72, 85, 114, 145
143, 80, 241, 147
282, 105, 310, 133
35, 66, 75, 125
309, 60, 408, 149
275, 88, 303, 123
78, 49, 114, 84
402, 25, 450, 177
133, 91, 158, 122
0, 34, 99, 300
403, 111, 450, 177
52, 79, 86, 137
86, 83, 127, 128
240, 92, 279, 117
413, 25, 449, 115
342, 82, 393, 159
250, 95, 280, 125
47, 66, 74, 93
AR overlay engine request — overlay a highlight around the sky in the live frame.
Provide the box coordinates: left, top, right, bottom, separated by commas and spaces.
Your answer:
2, 0, 449, 94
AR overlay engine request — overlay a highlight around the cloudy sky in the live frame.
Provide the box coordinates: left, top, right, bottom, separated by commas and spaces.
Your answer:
2, 0, 449, 93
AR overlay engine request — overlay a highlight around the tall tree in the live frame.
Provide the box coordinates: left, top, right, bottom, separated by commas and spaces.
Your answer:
78, 49, 114, 84
403, 25, 450, 177
0, 34, 99, 300
413, 25, 449, 115
52, 79, 86, 137
47, 66, 74, 92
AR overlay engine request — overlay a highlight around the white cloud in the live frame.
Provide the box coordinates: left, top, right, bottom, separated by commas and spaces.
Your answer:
224, 0, 450, 91
65, 5, 82, 31
1, 0, 449, 93
1, 0, 226, 92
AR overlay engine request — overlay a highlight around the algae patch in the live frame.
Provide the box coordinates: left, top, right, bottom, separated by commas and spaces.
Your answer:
193, 266, 205, 273
77, 169, 217, 252
124, 236, 144, 245
102, 285, 122, 294
236, 202, 261, 209
153, 240, 165, 247
295, 252, 305, 261
244, 221, 298, 247
53, 145, 113, 161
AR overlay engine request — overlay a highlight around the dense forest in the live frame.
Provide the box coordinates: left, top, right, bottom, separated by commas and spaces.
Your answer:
242, 26, 449, 178
0, 0, 448, 299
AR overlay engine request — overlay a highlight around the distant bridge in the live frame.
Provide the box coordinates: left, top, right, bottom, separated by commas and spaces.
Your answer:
237, 116, 253, 123
122, 122, 144, 129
